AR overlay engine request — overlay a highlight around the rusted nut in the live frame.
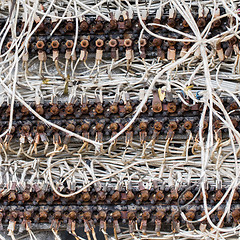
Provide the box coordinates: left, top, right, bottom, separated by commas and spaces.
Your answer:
215, 189, 223, 201
81, 39, 89, 48
82, 192, 91, 202
99, 211, 107, 220
153, 18, 161, 28
66, 123, 75, 132
140, 39, 147, 47
51, 40, 59, 49
186, 210, 195, 221
36, 41, 45, 50
152, 38, 162, 47
124, 39, 132, 48
22, 191, 31, 201
167, 102, 177, 113
39, 211, 48, 219
24, 211, 31, 220
8, 192, 16, 202
37, 124, 45, 133
95, 39, 104, 48
232, 209, 240, 222
155, 190, 164, 201
83, 211, 92, 221
36, 105, 44, 115
110, 123, 118, 132
182, 19, 189, 28
66, 22, 74, 31
169, 121, 177, 130
170, 189, 178, 200
233, 190, 239, 201
50, 104, 59, 115
127, 211, 135, 220
167, 18, 175, 28
111, 191, 120, 202
183, 191, 194, 201
141, 190, 149, 201
139, 122, 147, 131
156, 210, 165, 220
184, 121, 193, 130
66, 40, 74, 49
6, 41, 12, 49
126, 190, 135, 201
65, 104, 74, 115
197, 17, 206, 28
154, 122, 162, 131
112, 211, 121, 220
22, 125, 30, 133
96, 123, 104, 132
81, 123, 90, 132
96, 104, 104, 114
109, 39, 118, 48
80, 20, 89, 31
69, 211, 77, 220
142, 211, 150, 220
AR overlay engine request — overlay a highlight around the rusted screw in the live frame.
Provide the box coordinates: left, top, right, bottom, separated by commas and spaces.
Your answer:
127, 211, 135, 220
167, 102, 177, 113
141, 190, 149, 201
8, 192, 16, 202
99, 211, 107, 220
96, 104, 104, 114
139, 122, 147, 131
186, 210, 195, 221
96, 123, 104, 132
24, 211, 32, 220
50, 104, 59, 115
66, 123, 75, 132
170, 189, 178, 200
66, 22, 74, 31
152, 38, 162, 47
80, 20, 89, 31
197, 17, 206, 28
110, 123, 118, 132
81, 123, 90, 132
183, 191, 194, 201
65, 104, 74, 115
82, 192, 91, 202
69, 211, 77, 220
155, 190, 164, 201
112, 211, 121, 220
169, 121, 177, 131
110, 104, 118, 114
184, 121, 193, 130
126, 190, 135, 201
142, 211, 150, 220
36, 105, 44, 115
22, 191, 31, 201
111, 191, 120, 202
39, 211, 48, 220
154, 122, 162, 131
83, 211, 92, 221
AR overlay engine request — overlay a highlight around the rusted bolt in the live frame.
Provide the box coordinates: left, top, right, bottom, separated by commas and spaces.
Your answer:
111, 191, 120, 202
109, 39, 118, 48
155, 190, 164, 201
24, 211, 31, 220
69, 211, 77, 220
169, 121, 177, 131
51, 40, 59, 49
126, 190, 135, 201
167, 102, 177, 113
80, 20, 89, 31
152, 38, 162, 47
112, 211, 121, 220
110, 123, 118, 132
140, 39, 147, 47
66, 22, 74, 31
82, 192, 91, 202
170, 189, 178, 200
22, 191, 31, 201
96, 123, 104, 132
152, 102, 162, 112
183, 191, 194, 201
65, 104, 74, 115
8, 192, 16, 202
66, 40, 74, 49
127, 211, 135, 220
186, 210, 195, 221
139, 122, 147, 131
96, 104, 104, 114
81, 40, 89, 48
50, 104, 59, 115
81, 123, 90, 132
184, 121, 193, 130
124, 39, 132, 48
36, 41, 45, 49
154, 122, 162, 131
215, 189, 223, 201
83, 211, 92, 221
197, 17, 206, 28
6, 41, 12, 49
66, 123, 75, 132
95, 39, 104, 48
